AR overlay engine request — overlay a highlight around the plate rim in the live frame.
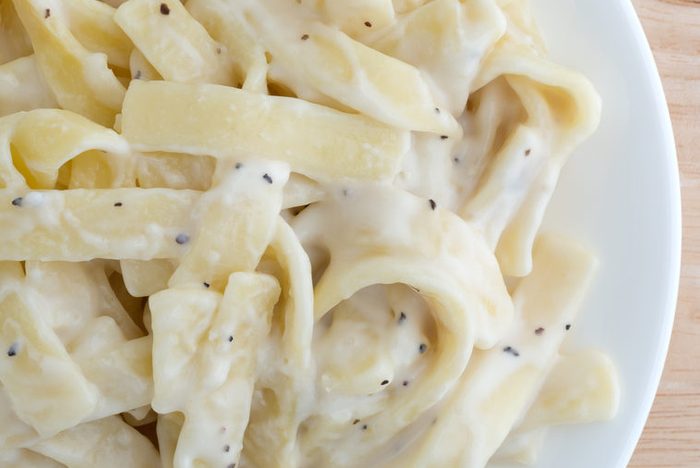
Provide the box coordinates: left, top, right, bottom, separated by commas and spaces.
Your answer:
614, 0, 682, 465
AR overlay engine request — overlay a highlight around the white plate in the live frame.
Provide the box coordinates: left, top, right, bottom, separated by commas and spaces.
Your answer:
518, 0, 682, 467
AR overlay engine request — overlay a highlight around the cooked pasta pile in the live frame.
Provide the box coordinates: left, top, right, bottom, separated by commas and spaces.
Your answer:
0, 0, 619, 467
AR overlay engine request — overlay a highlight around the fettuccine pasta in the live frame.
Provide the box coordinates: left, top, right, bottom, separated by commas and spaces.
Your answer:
0, 0, 619, 467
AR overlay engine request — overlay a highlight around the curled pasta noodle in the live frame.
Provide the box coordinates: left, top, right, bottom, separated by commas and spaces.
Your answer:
290, 184, 512, 465
459, 9, 601, 276
381, 235, 598, 467
0, 108, 129, 190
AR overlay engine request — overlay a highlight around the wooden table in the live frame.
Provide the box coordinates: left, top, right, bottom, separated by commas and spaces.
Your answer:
629, 1, 700, 466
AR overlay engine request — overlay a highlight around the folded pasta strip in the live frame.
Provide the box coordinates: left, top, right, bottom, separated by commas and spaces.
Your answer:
11, 0, 126, 127
460, 15, 601, 277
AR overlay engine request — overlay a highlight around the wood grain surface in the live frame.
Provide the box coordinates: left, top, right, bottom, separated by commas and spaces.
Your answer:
629, 0, 700, 466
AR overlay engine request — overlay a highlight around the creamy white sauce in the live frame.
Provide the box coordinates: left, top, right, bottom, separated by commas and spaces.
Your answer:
0, 0, 614, 466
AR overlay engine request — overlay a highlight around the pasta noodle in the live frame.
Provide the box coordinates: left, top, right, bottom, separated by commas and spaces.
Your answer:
0, 1, 32, 64
0, 56, 57, 117
11, 0, 126, 127
0, 0, 619, 467
120, 80, 409, 182
114, 0, 232, 85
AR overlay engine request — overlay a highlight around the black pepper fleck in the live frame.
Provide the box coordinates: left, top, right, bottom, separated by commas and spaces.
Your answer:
227, 335, 234, 343
44, 8, 50, 18
114, 202, 123, 207
525, 148, 532, 156
226, 464, 236, 468
402, 380, 409, 387
565, 323, 572, 331
134, 70, 142, 80
160, 3, 170, 15
435, 107, 440, 113
453, 156, 460, 163
216, 47, 222, 55
175, 233, 190, 245
7, 343, 17, 357
11, 197, 23, 207
361, 424, 368, 430
503, 346, 520, 357
380, 380, 389, 386
301, 34, 310, 41
235, 162, 242, 169
352, 419, 360, 425
398, 311, 407, 324
203, 282, 210, 288
418, 343, 427, 354
223, 444, 230, 453
364, 21, 372, 27
263, 173, 273, 184
429, 199, 437, 210
535, 327, 545, 335
440, 135, 448, 140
